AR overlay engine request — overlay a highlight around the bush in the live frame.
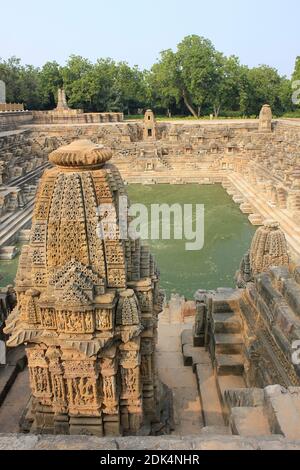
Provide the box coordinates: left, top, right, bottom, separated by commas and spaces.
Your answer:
282, 110, 300, 118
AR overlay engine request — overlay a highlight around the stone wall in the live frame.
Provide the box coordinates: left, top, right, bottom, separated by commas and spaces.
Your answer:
0, 112, 33, 131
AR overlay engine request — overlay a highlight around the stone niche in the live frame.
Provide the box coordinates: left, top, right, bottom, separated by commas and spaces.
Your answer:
4, 139, 166, 437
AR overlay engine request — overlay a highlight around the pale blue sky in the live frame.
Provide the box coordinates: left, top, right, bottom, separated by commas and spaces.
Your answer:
1, 0, 299, 76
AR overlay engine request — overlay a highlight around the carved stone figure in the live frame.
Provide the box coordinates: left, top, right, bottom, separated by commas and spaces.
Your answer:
259, 104, 272, 132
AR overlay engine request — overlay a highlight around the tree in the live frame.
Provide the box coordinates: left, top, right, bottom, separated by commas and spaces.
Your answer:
149, 35, 224, 117
61, 55, 94, 110
113, 63, 147, 114
212, 55, 243, 117
0, 57, 23, 103
0, 57, 41, 109
292, 57, 300, 109
38, 61, 63, 109
148, 49, 182, 116
176, 35, 221, 117
0, 39, 295, 116
246, 65, 284, 115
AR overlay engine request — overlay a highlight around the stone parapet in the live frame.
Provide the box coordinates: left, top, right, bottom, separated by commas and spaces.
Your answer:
0, 104, 24, 112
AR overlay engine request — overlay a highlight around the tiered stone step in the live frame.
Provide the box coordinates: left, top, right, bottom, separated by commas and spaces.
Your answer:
213, 312, 241, 334
215, 354, 244, 376
0, 201, 34, 248
214, 333, 244, 355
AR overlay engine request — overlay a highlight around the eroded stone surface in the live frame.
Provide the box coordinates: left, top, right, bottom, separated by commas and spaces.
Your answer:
1, 433, 299, 450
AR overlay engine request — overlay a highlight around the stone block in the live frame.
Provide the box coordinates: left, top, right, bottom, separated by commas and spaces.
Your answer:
192, 435, 258, 450
181, 329, 193, 349
230, 406, 271, 437
116, 436, 191, 450
35, 435, 117, 450
264, 385, 300, 440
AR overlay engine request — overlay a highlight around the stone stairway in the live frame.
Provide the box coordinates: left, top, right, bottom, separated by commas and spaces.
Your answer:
0, 200, 34, 248
157, 320, 204, 436
209, 292, 246, 413
158, 155, 173, 170
181, 329, 228, 431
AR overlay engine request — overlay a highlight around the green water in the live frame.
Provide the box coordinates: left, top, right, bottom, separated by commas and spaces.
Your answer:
0, 243, 23, 287
0, 185, 256, 299
127, 184, 256, 299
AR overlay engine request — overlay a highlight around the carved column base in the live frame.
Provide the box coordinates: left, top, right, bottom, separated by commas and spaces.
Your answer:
120, 405, 143, 435
54, 414, 70, 435
103, 414, 121, 436
143, 385, 155, 418
69, 416, 103, 437
33, 404, 55, 435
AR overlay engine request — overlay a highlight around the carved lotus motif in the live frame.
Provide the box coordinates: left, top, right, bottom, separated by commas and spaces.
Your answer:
49, 139, 113, 169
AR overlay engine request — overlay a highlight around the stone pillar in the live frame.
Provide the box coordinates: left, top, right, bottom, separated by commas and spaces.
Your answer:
0, 340, 6, 365
119, 340, 143, 434
0, 80, 6, 104
101, 352, 120, 436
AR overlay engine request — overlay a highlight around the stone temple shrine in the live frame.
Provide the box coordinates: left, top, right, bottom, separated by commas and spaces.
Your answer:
4, 139, 165, 436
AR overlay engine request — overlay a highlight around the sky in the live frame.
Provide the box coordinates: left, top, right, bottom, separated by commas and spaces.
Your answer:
0, 0, 299, 77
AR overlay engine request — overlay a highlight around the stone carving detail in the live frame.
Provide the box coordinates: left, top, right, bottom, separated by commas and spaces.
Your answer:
116, 290, 140, 326
5, 139, 162, 437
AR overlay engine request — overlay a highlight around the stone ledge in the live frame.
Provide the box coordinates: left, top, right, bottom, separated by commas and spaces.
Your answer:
0, 434, 300, 450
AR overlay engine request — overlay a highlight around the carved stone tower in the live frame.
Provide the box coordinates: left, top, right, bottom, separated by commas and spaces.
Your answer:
249, 220, 289, 275
259, 104, 272, 133
143, 109, 157, 140
5, 139, 164, 436
236, 220, 290, 287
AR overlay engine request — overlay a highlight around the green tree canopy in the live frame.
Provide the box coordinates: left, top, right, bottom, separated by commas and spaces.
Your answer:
0, 36, 296, 116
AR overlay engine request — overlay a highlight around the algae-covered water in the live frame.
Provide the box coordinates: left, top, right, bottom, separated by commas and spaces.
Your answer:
0, 243, 23, 287
0, 185, 256, 299
127, 184, 256, 299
